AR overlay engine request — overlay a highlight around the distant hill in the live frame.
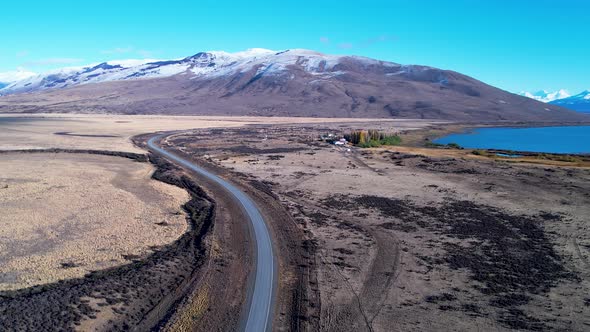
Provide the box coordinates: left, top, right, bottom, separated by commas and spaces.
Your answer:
1, 49, 588, 122
550, 91, 590, 113
518, 90, 570, 103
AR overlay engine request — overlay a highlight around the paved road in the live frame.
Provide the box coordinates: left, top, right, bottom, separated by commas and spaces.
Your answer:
147, 134, 275, 332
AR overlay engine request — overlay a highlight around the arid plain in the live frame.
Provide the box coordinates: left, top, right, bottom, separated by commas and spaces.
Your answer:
160, 124, 590, 331
1, 114, 588, 331
0, 153, 188, 291
0, 114, 432, 152
0, 114, 439, 331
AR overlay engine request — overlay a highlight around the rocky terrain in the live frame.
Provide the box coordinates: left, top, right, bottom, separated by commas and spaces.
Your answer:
162, 123, 590, 331
1, 114, 588, 331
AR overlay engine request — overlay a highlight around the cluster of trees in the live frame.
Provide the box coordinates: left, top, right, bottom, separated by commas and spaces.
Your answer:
344, 129, 402, 148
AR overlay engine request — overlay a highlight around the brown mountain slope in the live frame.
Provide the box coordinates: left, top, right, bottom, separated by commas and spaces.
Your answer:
0, 54, 587, 122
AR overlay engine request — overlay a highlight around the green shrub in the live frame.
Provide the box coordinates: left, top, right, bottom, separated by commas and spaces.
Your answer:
381, 135, 402, 146
346, 130, 401, 148
424, 142, 445, 148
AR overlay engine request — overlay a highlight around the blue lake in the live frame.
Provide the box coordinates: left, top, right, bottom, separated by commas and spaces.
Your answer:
434, 126, 590, 154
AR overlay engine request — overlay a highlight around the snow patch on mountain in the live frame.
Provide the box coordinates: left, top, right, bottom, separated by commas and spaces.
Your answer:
0, 48, 414, 96
519, 89, 570, 103
551, 90, 590, 103
549, 90, 590, 113
0, 59, 190, 95
0, 69, 37, 84
107, 59, 163, 67
187, 48, 345, 79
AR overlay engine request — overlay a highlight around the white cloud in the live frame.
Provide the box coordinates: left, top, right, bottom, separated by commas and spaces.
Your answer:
0, 68, 37, 83
334, 35, 397, 50
137, 49, 154, 58
360, 34, 397, 47
101, 47, 134, 55
101, 47, 155, 58
319, 37, 330, 44
23, 58, 84, 66
16, 50, 29, 58
338, 42, 353, 49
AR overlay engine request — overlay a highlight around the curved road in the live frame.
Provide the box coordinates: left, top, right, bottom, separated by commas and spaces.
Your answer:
147, 134, 275, 332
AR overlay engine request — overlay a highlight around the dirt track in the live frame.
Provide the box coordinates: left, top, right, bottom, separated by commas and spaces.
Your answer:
137, 132, 317, 331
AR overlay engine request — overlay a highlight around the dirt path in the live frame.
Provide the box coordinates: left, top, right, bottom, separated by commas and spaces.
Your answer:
286, 195, 402, 332
147, 134, 276, 332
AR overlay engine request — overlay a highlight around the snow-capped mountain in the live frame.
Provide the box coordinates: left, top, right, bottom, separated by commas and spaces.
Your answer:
0, 49, 394, 96
0, 69, 37, 91
550, 90, 590, 113
0, 48, 587, 122
519, 89, 570, 103
0, 58, 177, 95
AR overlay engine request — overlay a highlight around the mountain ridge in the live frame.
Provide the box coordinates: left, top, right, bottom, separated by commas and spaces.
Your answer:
550, 90, 590, 113
0, 48, 403, 96
519, 90, 571, 103
0, 48, 588, 122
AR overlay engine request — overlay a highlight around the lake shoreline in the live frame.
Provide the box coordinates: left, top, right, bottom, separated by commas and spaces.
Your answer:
396, 122, 590, 167
401, 121, 590, 150
433, 125, 590, 155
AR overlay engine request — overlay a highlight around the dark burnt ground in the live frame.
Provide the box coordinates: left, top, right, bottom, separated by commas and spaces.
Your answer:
321, 194, 579, 331
0, 148, 148, 162
0, 152, 214, 331
149, 125, 590, 331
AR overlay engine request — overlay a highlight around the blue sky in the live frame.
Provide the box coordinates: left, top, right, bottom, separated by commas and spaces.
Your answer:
1, 0, 588, 93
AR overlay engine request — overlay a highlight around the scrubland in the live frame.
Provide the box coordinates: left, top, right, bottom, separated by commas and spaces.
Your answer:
164, 124, 590, 331
0, 153, 188, 291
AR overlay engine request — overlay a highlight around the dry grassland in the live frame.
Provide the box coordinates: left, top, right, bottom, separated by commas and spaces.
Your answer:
0, 152, 189, 291
0, 114, 436, 153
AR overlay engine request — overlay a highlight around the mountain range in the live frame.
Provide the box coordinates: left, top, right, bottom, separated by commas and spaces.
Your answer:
549, 90, 590, 113
0, 69, 37, 90
0, 48, 588, 122
518, 90, 571, 103
519, 89, 590, 113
